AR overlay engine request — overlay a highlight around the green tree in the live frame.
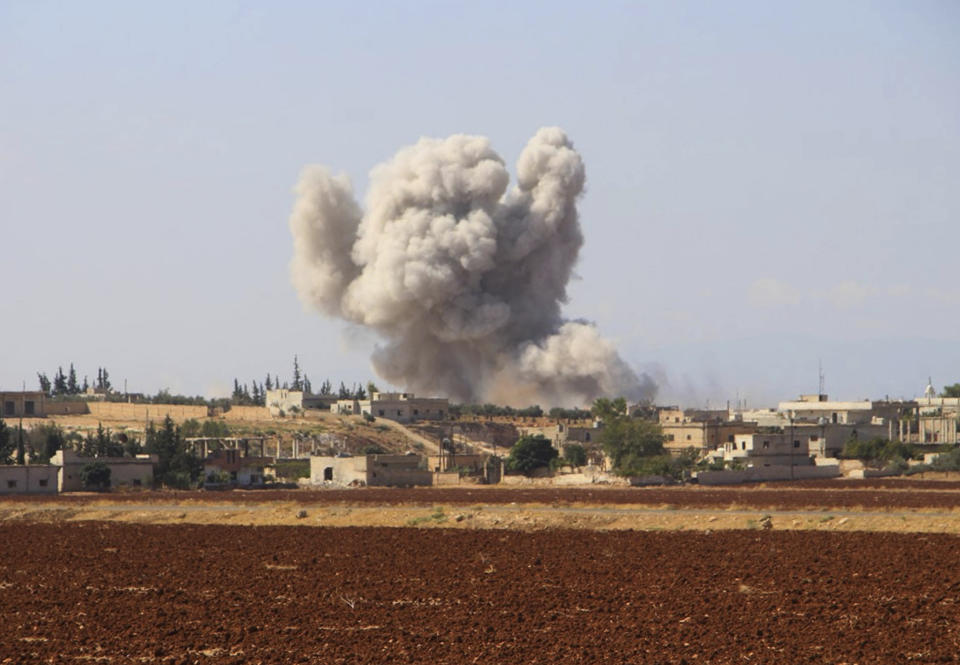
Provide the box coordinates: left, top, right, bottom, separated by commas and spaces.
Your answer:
292, 355, 303, 391
67, 363, 79, 394
53, 367, 67, 395
338, 382, 351, 399
600, 414, 665, 476
0, 419, 15, 464
28, 423, 64, 464
562, 443, 588, 468
145, 416, 202, 489
367, 381, 379, 397
943, 384, 960, 398
591, 397, 627, 420
37, 372, 52, 396
505, 435, 558, 475
80, 462, 111, 490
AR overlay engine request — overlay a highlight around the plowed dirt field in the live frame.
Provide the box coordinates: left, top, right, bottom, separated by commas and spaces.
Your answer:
2, 523, 959, 664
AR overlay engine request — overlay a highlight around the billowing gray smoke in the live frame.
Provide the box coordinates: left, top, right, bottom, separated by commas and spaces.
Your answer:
289, 127, 655, 407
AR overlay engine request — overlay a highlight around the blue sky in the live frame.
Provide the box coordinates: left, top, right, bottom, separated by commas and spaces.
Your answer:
1, 1, 958, 406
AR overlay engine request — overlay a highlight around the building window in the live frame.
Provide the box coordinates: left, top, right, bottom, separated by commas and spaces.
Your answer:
686, 435, 692, 441
793, 440, 800, 448
6, 480, 16, 489
413, 409, 419, 415
741, 441, 746, 450
585, 433, 591, 442
397, 410, 402, 416
762, 441, 769, 449
727, 435, 735, 443
378, 409, 385, 416
24, 401, 35, 416
38, 479, 48, 487
132, 479, 141, 487
3, 401, 13, 416
666, 434, 675, 442
230, 471, 238, 481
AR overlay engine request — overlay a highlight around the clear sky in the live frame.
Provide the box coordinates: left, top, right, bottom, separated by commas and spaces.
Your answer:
2, 1, 958, 407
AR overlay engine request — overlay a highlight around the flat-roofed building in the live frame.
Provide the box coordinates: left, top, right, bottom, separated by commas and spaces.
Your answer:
0, 391, 45, 418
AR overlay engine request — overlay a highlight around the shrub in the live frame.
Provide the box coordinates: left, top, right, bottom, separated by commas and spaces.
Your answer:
505, 435, 557, 475
80, 462, 111, 490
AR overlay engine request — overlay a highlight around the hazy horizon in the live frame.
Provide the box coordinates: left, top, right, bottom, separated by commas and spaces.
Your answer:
2, 1, 958, 408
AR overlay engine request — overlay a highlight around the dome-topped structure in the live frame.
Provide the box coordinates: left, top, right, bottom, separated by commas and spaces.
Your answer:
924, 378, 937, 399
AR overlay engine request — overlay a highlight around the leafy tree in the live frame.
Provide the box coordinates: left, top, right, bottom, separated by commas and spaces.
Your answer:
0, 419, 14, 464
320, 379, 332, 396
943, 384, 960, 398
28, 423, 64, 464
338, 382, 351, 399
264, 374, 273, 391
591, 397, 627, 420
505, 435, 558, 475
355, 383, 366, 400
367, 381, 379, 397
80, 462, 111, 490
145, 416, 201, 489
303, 375, 312, 395
37, 373, 52, 396
600, 412, 665, 476
96, 367, 112, 392
562, 443, 588, 467
840, 438, 917, 464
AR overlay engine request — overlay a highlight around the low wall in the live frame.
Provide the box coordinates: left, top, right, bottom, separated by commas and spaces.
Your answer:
86, 402, 209, 423
223, 406, 271, 421
433, 471, 462, 486
697, 464, 840, 485
846, 468, 900, 479
45, 401, 91, 416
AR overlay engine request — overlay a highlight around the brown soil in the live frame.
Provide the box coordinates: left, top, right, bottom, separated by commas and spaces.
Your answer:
7, 482, 960, 510
2, 523, 959, 664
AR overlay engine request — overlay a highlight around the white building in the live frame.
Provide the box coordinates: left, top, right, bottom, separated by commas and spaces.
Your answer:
333, 392, 448, 423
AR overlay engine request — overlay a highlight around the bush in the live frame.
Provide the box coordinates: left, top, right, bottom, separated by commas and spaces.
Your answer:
840, 438, 919, 464
562, 444, 587, 468
505, 435, 557, 475
80, 462, 111, 490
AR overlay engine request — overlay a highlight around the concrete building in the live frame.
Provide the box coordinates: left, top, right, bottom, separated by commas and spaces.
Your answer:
203, 448, 274, 486
333, 392, 449, 424
51, 450, 157, 492
310, 453, 432, 487
0, 465, 58, 494
657, 409, 757, 455
898, 382, 960, 445
720, 431, 817, 467
1, 391, 45, 418
265, 389, 338, 416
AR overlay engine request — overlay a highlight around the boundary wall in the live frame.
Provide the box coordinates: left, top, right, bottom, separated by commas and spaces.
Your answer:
697, 464, 840, 485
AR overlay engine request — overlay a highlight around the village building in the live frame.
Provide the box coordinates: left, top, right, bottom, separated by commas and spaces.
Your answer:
310, 453, 432, 487
898, 382, 960, 445
1, 391, 46, 418
51, 450, 157, 492
333, 392, 448, 423
0, 464, 58, 494
657, 408, 757, 455
203, 448, 274, 486
265, 389, 338, 416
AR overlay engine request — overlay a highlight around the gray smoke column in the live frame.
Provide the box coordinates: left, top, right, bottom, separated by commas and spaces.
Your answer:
289, 127, 655, 406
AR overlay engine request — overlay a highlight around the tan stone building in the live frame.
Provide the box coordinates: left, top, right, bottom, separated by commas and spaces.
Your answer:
1, 391, 45, 418
310, 453, 432, 487
334, 392, 448, 423
51, 450, 157, 492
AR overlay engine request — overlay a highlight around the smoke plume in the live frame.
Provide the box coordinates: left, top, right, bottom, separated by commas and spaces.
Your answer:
289, 127, 655, 407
